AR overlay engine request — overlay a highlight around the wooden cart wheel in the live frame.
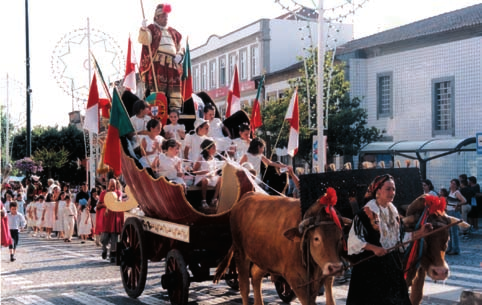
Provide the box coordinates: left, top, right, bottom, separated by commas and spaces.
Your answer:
163, 249, 190, 305
119, 217, 148, 298
274, 276, 296, 303
224, 260, 239, 290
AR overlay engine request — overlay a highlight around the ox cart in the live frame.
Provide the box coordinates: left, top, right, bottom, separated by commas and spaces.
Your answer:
106, 152, 254, 305
105, 95, 274, 305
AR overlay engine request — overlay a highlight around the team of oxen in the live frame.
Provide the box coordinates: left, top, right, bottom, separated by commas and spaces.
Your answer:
214, 189, 469, 305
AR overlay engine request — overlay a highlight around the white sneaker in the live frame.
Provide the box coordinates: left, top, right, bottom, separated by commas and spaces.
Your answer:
201, 200, 209, 209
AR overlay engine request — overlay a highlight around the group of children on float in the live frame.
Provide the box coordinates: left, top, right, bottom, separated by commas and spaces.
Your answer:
128, 99, 288, 210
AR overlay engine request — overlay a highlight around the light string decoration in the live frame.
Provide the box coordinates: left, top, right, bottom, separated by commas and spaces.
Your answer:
274, 0, 370, 129
50, 27, 124, 111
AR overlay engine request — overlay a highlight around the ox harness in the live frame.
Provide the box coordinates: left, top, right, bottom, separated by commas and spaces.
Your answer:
403, 195, 447, 278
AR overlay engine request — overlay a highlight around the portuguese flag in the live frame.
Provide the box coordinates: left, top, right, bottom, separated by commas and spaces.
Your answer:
103, 88, 134, 176
181, 40, 193, 102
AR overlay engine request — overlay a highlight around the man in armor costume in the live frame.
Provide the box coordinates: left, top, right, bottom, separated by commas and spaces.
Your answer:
139, 3, 184, 110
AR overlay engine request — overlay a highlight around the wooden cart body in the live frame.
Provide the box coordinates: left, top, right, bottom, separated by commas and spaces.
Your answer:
116, 148, 255, 303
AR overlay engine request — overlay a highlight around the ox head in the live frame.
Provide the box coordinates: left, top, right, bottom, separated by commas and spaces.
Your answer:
402, 194, 468, 282
284, 188, 351, 277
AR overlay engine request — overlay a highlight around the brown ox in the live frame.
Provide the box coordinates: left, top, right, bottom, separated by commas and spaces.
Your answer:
215, 191, 349, 305
403, 194, 470, 305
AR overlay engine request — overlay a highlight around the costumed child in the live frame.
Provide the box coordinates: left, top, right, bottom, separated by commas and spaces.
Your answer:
7, 201, 26, 262
163, 109, 186, 142
203, 104, 232, 154
62, 195, 77, 243
156, 139, 187, 192
33, 195, 45, 237
231, 123, 251, 162
184, 118, 212, 165
128, 99, 152, 157
41, 192, 56, 239
193, 139, 223, 210
139, 119, 164, 171
78, 203, 92, 244
53, 191, 67, 239
239, 137, 288, 181
1, 201, 13, 251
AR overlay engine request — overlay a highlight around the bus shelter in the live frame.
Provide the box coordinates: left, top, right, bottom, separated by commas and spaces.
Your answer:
359, 137, 476, 179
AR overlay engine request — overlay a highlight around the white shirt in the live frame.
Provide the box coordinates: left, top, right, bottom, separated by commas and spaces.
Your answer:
7, 213, 26, 230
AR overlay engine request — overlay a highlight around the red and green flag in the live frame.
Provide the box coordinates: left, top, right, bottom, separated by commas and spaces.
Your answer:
103, 88, 134, 176
250, 75, 264, 135
181, 40, 193, 102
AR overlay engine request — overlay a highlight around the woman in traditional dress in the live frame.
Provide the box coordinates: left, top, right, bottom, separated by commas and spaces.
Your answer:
346, 174, 431, 305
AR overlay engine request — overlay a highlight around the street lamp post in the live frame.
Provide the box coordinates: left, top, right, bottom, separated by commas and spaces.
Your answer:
25, 0, 32, 157
316, 0, 325, 173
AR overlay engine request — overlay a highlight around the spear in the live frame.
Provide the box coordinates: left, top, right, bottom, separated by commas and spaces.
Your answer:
139, 0, 159, 92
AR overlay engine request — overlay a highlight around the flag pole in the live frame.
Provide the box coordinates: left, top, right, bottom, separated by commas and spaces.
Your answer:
139, 0, 159, 93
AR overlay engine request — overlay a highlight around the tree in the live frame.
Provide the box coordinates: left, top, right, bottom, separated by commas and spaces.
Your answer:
32, 147, 70, 179
11, 125, 86, 183
258, 49, 383, 168
1, 106, 15, 168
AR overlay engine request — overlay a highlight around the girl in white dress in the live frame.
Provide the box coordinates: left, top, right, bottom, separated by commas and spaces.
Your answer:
62, 195, 77, 242
157, 139, 186, 191
240, 138, 288, 180
78, 205, 92, 243
54, 191, 67, 239
184, 118, 212, 164
33, 196, 45, 237
231, 123, 251, 162
139, 119, 164, 170
41, 193, 56, 239
193, 139, 223, 209
163, 109, 186, 142
204, 104, 232, 153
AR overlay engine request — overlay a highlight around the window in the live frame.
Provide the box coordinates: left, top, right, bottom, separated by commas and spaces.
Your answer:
376, 72, 393, 119
240, 49, 248, 80
219, 56, 226, 86
193, 66, 200, 92
201, 64, 207, 90
432, 76, 455, 136
250, 44, 259, 76
209, 60, 216, 89
229, 53, 236, 83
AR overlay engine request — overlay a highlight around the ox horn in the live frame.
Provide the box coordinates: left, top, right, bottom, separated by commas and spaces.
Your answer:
298, 217, 314, 234
402, 215, 416, 226
446, 215, 471, 230
341, 217, 352, 226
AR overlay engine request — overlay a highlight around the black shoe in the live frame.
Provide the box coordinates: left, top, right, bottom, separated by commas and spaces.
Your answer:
110, 256, 116, 263
10, 255, 15, 262
102, 250, 107, 259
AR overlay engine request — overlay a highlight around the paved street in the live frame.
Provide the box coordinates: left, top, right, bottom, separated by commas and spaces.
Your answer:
1, 228, 481, 305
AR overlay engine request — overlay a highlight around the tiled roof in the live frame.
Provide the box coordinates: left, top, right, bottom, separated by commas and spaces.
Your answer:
338, 3, 482, 54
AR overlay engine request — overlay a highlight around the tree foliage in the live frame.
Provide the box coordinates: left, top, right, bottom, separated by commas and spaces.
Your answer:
256, 49, 383, 167
11, 125, 86, 183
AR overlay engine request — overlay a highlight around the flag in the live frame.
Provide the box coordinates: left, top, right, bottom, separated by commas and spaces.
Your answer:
91, 53, 112, 118
181, 40, 193, 101
83, 74, 100, 133
226, 64, 240, 118
103, 88, 135, 176
250, 75, 264, 134
285, 88, 299, 157
123, 37, 137, 93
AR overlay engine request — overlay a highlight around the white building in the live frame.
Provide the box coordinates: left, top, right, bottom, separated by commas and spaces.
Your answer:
336, 3, 482, 188
191, 7, 353, 114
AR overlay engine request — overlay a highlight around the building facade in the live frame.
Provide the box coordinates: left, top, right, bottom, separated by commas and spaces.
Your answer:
336, 4, 482, 188
190, 8, 353, 114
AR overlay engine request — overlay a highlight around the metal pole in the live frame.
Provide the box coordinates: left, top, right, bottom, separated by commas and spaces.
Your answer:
25, 0, 31, 157
316, 0, 325, 173
87, 18, 95, 190
6, 74, 10, 165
